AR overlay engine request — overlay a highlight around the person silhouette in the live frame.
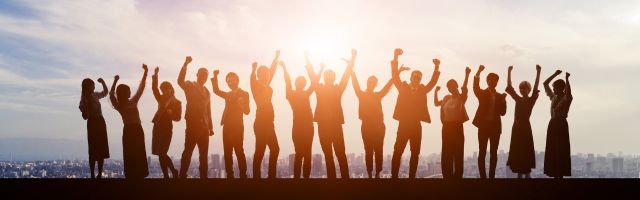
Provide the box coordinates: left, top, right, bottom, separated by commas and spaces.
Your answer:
212, 69, 250, 179
250, 51, 281, 179
79, 78, 110, 179
350, 64, 394, 179
543, 69, 572, 179
390, 48, 441, 179
280, 53, 323, 179
151, 67, 182, 179
434, 66, 471, 179
177, 56, 213, 179
472, 65, 507, 179
313, 49, 357, 179
109, 64, 149, 179
505, 65, 541, 179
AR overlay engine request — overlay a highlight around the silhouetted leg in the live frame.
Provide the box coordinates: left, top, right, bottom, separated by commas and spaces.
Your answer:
294, 154, 303, 179
303, 150, 312, 178
318, 123, 336, 179
489, 133, 500, 179
253, 134, 266, 179
441, 123, 452, 179
477, 130, 489, 179
97, 159, 104, 179
233, 128, 248, 179
160, 154, 178, 178
454, 126, 465, 179
408, 122, 422, 179
391, 122, 410, 179
267, 133, 280, 179
223, 127, 235, 178
89, 159, 96, 179
374, 124, 385, 178
362, 123, 373, 178
333, 125, 349, 179
179, 133, 197, 178
159, 155, 169, 178
196, 134, 209, 179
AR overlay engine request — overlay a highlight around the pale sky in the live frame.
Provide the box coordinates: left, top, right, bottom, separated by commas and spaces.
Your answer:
1, 0, 639, 159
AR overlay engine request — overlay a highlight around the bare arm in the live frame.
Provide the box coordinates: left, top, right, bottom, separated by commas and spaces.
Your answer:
109, 75, 119, 109
350, 70, 363, 97
250, 62, 258, 94
434, 86, 443, 106
267, 50, 280, 84
391, 48, 404, 88
544, 70, 562, 98
474, 65, 485, 97
533, 65, 541, 97
505, 66, 519, 100
96, 78, 108, 98
211, 70, 227, 98
151, 67, 161, 101
280, 61, 293, 99
378, 78, 394, 98
338, 49, 357, 93
177, 56, 192, 90
422, 58, 441, 93
462, 67, 471, 101
565, 72, 572, 99
131, 64, 148, 104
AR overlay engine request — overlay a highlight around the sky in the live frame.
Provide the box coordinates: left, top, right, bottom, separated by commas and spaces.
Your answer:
0, 0, 639, 159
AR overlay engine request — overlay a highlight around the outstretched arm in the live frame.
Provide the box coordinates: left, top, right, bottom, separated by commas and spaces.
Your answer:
280, 61, 293, 99
462, 66, 471, 101
177, 56, 192, 90
250, 62, 258, 93
131, 64, 148, 104
350, 70, 363, 97
151, 67, 161, 101
422, 58, 441, 93
391, 48, 404, 88
96, 78, 108, 98
533, 65, 541, 97
211, 70, 227, 98
338, 49, 357, 93
434, 86, 443, 106
505, 66, 518, 100
109, 75, 120, 109
544, 69, 562, 98
473, 65, 485, 97
565, 72, 572, 99
378, 78, 394, 98
267, 50, 280, 84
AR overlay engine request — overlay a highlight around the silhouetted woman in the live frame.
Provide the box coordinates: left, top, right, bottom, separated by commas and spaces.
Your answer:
434, 67, 470, 179
280, 53, 323, 179
151, 67, 182, 179
109, 64, 149, 179
350, 66, 394, 179
79, 78, 110, 179
543, 69, 572, 179
505, 65, 541, 178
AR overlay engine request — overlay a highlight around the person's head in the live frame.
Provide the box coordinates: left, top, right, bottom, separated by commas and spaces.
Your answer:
226, 72, 239, 90
486, 73, 499, 89
257, 66, 270, 85
160, 81, 175, 97
519, 81, 532, 97
196, 68, 208, 85
366, 76, 378, 92
552, 79, 566, 95
295, 76, 307, 91
446, 79, 459, 95
116, 84, 131, 106
410, 70, 422, 85
81, 78, 95, 97
323, 70, 336, 85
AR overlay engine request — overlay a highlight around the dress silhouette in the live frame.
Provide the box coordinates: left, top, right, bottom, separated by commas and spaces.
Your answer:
109, 64, 149, 179
505, 65, 541, 178
313, 49, 357, 179
151, 67, 182, 179
350, 69, 393, 178
213, 70, 250, 179
250, 51, 281, 179
543, 70, 573, 178
177, 56, 213, 179
280, 54, 322, 179
434, 67, 470, 179
390, 49, 440, 179
472, 65, 507, 179
79, 78, 110, 179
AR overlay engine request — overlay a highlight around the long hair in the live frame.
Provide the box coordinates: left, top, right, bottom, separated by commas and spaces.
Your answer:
115, 84, 131, 110
81, 78, 95, 111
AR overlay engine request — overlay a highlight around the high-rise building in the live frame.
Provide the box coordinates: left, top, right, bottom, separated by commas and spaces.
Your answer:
312, 154, 323, 177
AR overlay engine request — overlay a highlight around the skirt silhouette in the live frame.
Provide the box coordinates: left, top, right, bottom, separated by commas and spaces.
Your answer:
122, 123, 149, 178
506, 119, 535, 174
544, 118, 571, 177
152, 122, 173, 155
87, 116, 110, 160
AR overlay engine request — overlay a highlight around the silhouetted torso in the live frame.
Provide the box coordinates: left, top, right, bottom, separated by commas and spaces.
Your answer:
182, 81, 211, 132
439, 95, 469, 123
314, 84, 345, 124
79, 92, 106, 119
549, 93, 572, 119
222, 89, 249, 126
288, 90, 314, 124
116, 101, 142, 125
393, 82, 430, 122
357, 91, 384, 123
152, 96, 181, 126
252, 83, 274, 122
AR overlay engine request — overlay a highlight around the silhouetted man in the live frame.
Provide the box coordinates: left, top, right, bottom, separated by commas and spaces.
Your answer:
177, 56, 213, 179
350, 65, 394, 178
212, 69, 250, 179
390, 48, 440, 179
280, 53, 323, 179
250, 51, 281, 179
472, 65, 507, 179
313, 49, 357, 179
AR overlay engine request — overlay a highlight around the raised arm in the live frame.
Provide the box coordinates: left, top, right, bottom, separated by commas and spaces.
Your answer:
211, 70, 227, 98
434, 86, 443, 106
96, 78, 108, 98
131, 64, 148, 104
461, 66, 471, 101
280, 61, 293, 99
177, 56, 192, 90
422, 58, 441, 93
505, 66, 518, 100
544, 69, 562, 98
533, 65, 541, 96
267, 50, 280, 84
391, 48, 404, 88
250, 62, 258, 93
350, 70, 363, 97
338, 49, 357, 93
378, 78, 394, 98
109, 75, 119, 109
565, 72, 572, 99
151, 67, 161, 101
474, 65, 485, 97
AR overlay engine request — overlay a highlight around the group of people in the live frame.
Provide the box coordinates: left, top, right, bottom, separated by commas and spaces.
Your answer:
78, 48, 573, 179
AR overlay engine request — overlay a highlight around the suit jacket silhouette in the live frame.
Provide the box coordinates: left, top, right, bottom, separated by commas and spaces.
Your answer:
392, 70, 439, 123
221, 89, 250, 126
472, 76, 507, 131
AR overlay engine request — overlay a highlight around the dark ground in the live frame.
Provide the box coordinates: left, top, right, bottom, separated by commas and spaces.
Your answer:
2, 178, 638, 199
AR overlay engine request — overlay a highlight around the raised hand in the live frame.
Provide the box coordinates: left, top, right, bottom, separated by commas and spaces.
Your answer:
432, 58, 440, 67
154, 67, 159, 76
351, 49, 358, 58
565, 72, 570, 78
536, 64, 541, 72
554, 70, 562, 75
399, 65, 411, 72
465, 66, 471, 74
479, 65, 485, 72
278, 61, 286, 69
508, 65, 513, 72
252, 62, 258, 71
185, 56, 193, 64
114, 75, 120, 81
97, 78, 105, 83
394, 48, 403, 56
435, 86, 441, 92
142, 64, 148, 71
213, 70, 220, 77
